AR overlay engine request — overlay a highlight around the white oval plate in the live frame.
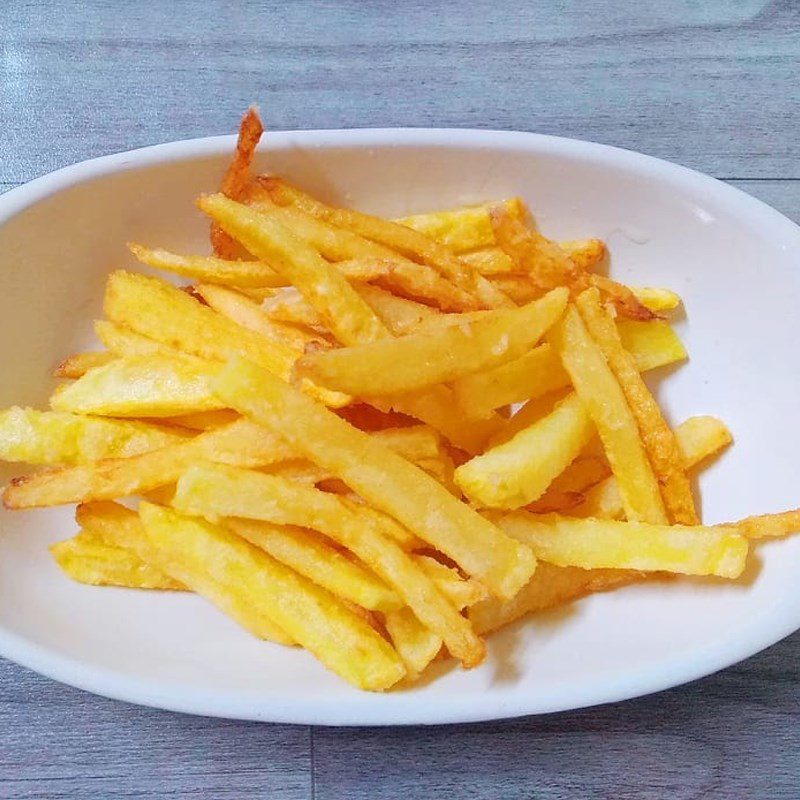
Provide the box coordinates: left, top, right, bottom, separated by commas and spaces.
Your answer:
1, 130, 799, 726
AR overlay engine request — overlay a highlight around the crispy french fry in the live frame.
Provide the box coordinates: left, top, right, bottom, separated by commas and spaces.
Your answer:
383, 608, 442, 678
211, 106, 263, 259
173, 463, 485, 668
560, 239, 608, 271
198, 195, 390, 346
0, 407, 187, 466
242, 194, 480, 312
353, 284, 440, 335
224, 518, 402, 613
730, 510, 800, 539
94, 320, 202, 361
140, 503, 406, 689
212, 357, 536, 600
576, 287, 697, 524
194, 283, 327, 350
297, 288, 568, 396
50, 355, 224, 418
3, 418, 295, 509
50, 528, 185, 590
487, 391, 568, 448
393, 198, 527, 252
460, 247, 518, 276
414, 555, 488, 610
78, 500, 294, 645
616, 320, 687, 372
498, 512, 748, 578
260, 177, 510, 308
469, 562, 636, 635
455, 393, 594, 509
53, 352, 114, 379
549, 306, 668, 524
631, 286, 682, 312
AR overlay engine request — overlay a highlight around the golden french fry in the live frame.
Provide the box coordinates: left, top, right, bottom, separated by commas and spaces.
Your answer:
194, 283, 327, 350
160, 410, 241, 430
455, 392, 595, 509
129, 244, 289, 288
211, 105, 264, 260
727, 510, 800, 539
3, 418, 295, 509
353, 284, 440, 335
393, 198, 527, 252
297, 288, 568, 396
384, 607, 442, 678
198, 194, 390, 345
50, 528, 185, 590
576, 287, 697, 524
50, 355, 224, 418
212, 357, 536, 600
616, 320, 687, 372
499, 512, 748, 578
94, 320, 201, 361
0, 407, 187, 466
413, 555, 488, 610
469, 562, 636, 634
79, 500, 294, 645
260, 177, 510, 308
53, 352, 114, 379
225, 518, 402, 613
560, 238, 608, 271
549, 305, 668, 524
172, 462, 485, 668
140, 502, 406, 689
631, 286, 682, 312
460, 247, 518, 276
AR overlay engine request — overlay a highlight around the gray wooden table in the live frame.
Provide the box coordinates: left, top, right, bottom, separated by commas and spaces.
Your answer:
2, 2, 799, 797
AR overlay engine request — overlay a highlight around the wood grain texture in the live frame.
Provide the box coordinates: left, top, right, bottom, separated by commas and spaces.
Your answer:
1, 2, 800, 798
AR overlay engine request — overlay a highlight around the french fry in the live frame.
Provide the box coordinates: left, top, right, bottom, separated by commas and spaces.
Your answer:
194, 283, 327, 350
242, 195, 480, 312
460, 247, 518, 276
3, 418, 295, 509
354, 284, 440, 335
617, 320, 687, 372
224, 518, 402, 613
94, 320, 202, 362
50, 528, 185, 590
79, 500, 294, 646
383, 608, 442, 678
559, 238, 608, 271
486, 391, 568, 448
53, 352, 114, 379
727, 510, 800, 539
631, 286, 682, 313
0, 407, 187, 466
393, 198, 527, 252
197, 195, 390, 345
455, 392, 595, 509
212, 357, 536, 600
140, 502, 406, 690
160, 410, 241, 430
260, 177, 511, 308
50, 355, 224, 418
498, 512, 748, 578
576, 287, 697, 524
211, 105, 263, 259
414, 555, 488, 609
469, 562, 636, 635
296, 288, 568, 396
549, 305, 668, 524
172, 463, 486, 668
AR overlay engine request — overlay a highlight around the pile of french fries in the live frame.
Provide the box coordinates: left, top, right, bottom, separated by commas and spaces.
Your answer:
3, 107, 799, 691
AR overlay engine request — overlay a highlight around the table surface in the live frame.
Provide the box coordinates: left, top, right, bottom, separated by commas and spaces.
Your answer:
2, 2, 799, 797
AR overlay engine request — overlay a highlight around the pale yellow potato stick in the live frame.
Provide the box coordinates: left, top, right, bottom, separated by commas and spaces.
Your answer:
460, 247, 518, 276
224, 518, 402, 613
383, 608, 442, 678
260, 177, 510, 308
95, 320, 209, 361
53, 352, 114, 379
549, 305, 668, 524
393, 198, 527, 252
630, 286, 682, 312
50, 528, 185, 590
498, 512, 748, 578
455, 392, 594, 509
353, 284, 440, 335
50, 355, 224, 418
726, 510, 800, 539
297, 288, 568, 397
0, 407, 187, 466
78, 500, 294, 646
172, 462, 485, 668
139, 503, 405, 690
211, 357, 536, 600
3, 418, 295, 509
197, 194, 390, 346
576, 287, 697, 525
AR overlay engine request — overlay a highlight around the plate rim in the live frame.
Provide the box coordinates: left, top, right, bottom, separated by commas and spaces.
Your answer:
2, 127, 800, 726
